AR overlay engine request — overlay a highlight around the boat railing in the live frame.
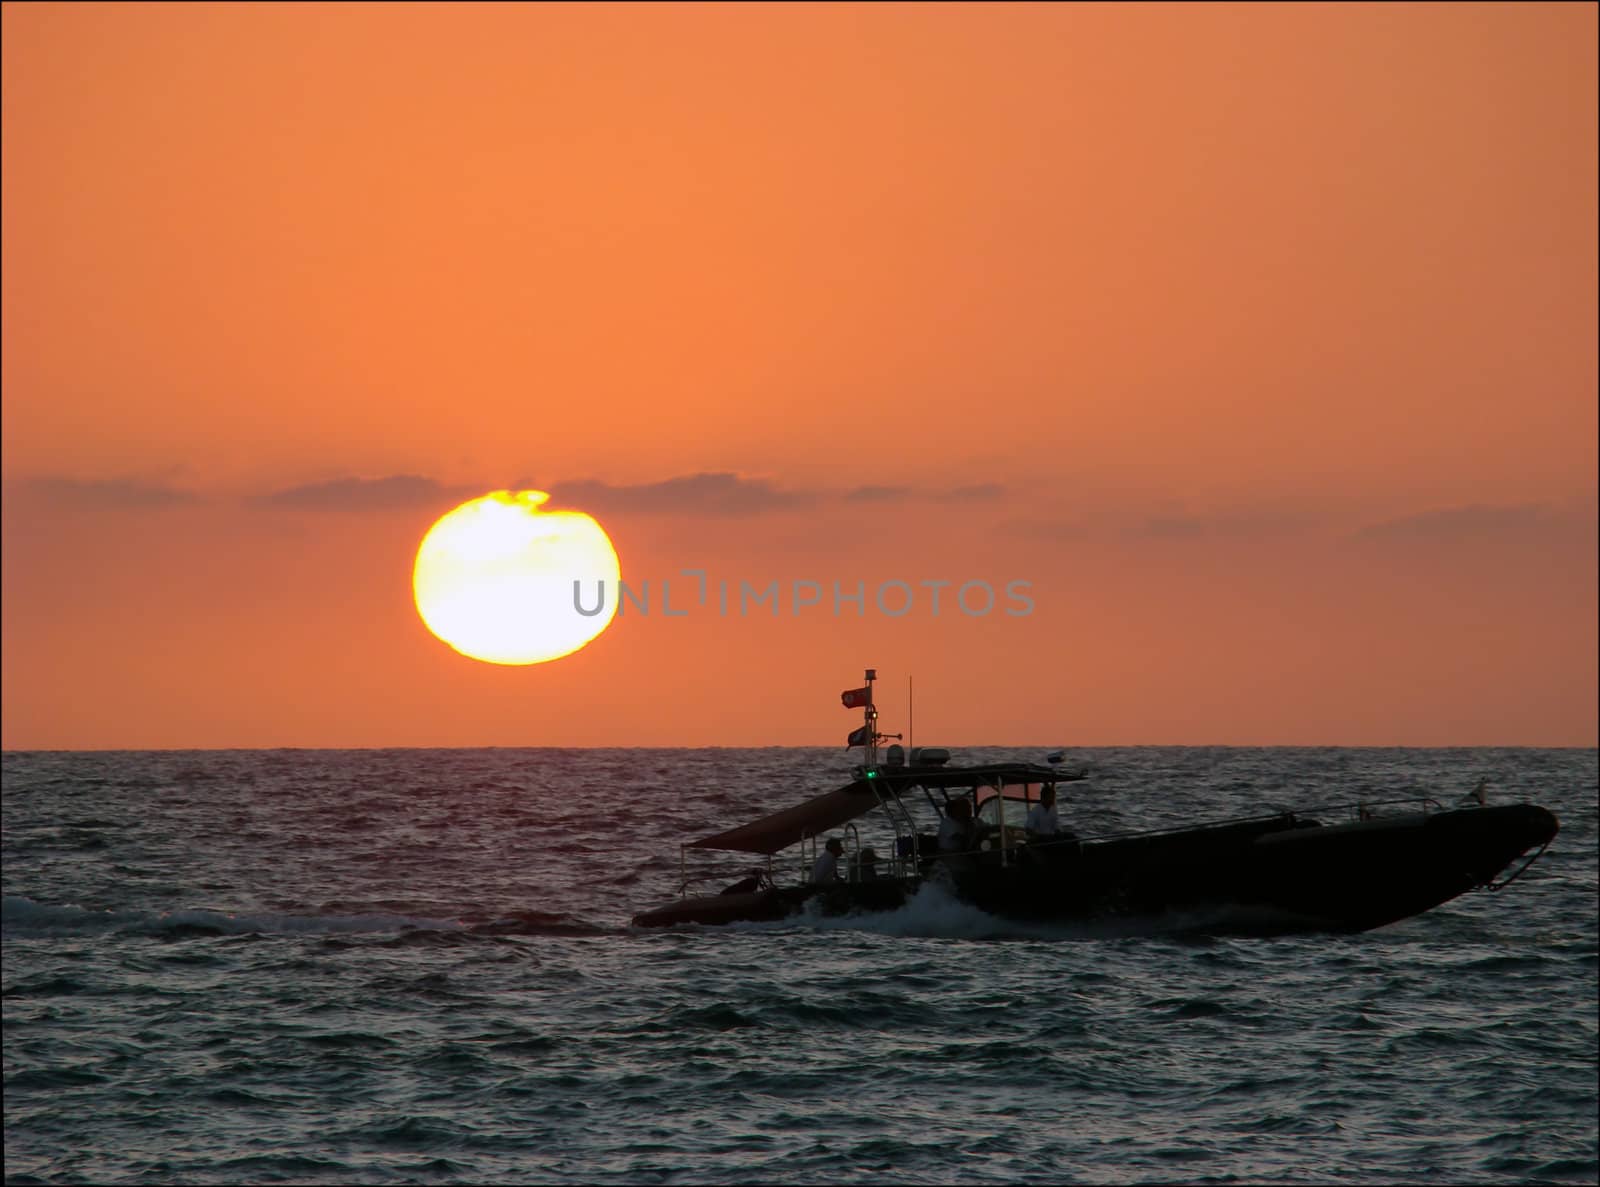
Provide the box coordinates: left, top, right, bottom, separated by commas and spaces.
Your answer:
1352, 796, 1444, 821
677, 868, 766, 892
1051, 795, 1457, 847
676, 844, 777, 897
844, 822, 863, 877
861, 778, 920, 880
1313, 795, 1445, 821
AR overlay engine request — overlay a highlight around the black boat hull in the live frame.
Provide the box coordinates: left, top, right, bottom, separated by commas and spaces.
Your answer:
631, 804, 1558, 934
947, 802, 1560, 934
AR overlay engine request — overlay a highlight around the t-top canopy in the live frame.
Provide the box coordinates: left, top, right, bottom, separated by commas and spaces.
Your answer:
686, 762, 1086, 854
687, 783, 880, 855
874, 761, 1083, 793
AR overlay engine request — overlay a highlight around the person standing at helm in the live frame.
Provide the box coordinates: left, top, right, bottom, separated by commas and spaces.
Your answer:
1026, 784, 1061, 839
938, 798, 976, 852
810, 837, 844, 886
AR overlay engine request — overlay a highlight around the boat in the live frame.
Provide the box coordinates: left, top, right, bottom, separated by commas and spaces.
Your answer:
632, 671, 1561, 935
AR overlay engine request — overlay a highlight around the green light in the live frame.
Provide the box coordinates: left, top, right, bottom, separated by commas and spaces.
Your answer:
865, 769, 878, 779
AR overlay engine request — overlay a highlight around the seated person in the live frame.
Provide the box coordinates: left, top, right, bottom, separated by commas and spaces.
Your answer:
719, 868, 768, 896
810, 836, 845, 886
936, 797, 985, 853
853, 847, 880, 881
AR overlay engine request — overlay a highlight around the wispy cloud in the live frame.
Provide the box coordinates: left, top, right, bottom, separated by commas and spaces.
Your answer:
1138, 516, 1208, 539
1357, 503, 1551, 540
1001, 506, 1320, 542
14, 477, 205, 509
537, 473, 1010, 516
934, 483, 1007, 503
999, 516, 1090, 541
845, 482, 1007, 505
842, 484, 913, 504
250, 475, 475, 512
1127, 507, 1322, 540
541, 472, 814, 517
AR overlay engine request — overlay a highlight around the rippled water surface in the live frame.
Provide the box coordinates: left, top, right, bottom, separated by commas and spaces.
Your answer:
3, 747, 1596, 1184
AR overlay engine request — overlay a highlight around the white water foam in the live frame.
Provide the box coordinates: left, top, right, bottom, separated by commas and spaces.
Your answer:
711, 880, 1308, 942
709, 882, 1119, 941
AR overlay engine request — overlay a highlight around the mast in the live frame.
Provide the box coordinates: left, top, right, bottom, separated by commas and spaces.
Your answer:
864, 667, 878, 768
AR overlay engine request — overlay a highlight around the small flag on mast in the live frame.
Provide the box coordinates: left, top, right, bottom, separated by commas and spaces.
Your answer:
841, 686, 872, 709
846, 724, 871, 748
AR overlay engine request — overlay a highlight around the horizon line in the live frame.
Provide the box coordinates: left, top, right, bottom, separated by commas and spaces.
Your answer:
4, 742, 1596, 754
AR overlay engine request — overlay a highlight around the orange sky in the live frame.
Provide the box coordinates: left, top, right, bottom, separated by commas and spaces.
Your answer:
3, 1, 1595, 748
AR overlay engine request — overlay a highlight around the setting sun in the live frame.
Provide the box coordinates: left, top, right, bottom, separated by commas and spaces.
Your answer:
412, 491, 620, 665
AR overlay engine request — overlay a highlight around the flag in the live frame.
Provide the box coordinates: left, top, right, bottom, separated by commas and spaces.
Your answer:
841, 686, 871, 709
846, 725, 871, 748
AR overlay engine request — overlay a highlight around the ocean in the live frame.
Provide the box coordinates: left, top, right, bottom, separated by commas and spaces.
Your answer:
3, 746, 1595, 1185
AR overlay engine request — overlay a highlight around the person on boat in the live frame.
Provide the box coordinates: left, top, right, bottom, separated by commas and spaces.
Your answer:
853, 847, 880, 881
1026, 784, 1060, 838
719, 868, 768, 896
1022, 784, 1077, 865
810, 837, 844, 886
937, 797, 982, 853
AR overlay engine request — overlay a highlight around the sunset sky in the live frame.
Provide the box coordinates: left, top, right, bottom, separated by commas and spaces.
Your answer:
3, 1, 1595, 749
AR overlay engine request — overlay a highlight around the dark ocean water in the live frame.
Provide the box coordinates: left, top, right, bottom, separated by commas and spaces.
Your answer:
3, 747, 1596, 1185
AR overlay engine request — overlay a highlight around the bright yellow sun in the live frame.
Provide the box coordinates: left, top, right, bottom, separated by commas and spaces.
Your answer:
413, 491, 620, 665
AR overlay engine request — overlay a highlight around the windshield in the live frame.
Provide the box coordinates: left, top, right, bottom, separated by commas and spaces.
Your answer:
976, 795, 1032, 830
975, 781, 1046, 806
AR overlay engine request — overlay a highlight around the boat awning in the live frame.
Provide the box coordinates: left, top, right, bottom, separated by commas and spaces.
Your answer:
687, 782, 882, 855
685, 762, 1088, 855
975, 782, 1051, 805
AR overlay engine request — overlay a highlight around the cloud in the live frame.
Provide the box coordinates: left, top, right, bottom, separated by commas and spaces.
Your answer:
1139, 516, 1208, 539
518, 472, 1015, 517
1128, 508, 1321, 540
251, 475, 475, 512
543, 472, 814, 517
9, 468, 1012, 520
1000, 506, 1321, 542
845, 482, 1007, 505
934, 483, 1007, 503
14, 477, 205, 509
839, 480, 1014, 506
842, 484, 913, 503
999, 517, 1090, 541
1357, 503, 1552, 540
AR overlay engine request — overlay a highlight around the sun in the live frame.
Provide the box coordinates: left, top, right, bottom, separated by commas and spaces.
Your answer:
413, 491, 620, 665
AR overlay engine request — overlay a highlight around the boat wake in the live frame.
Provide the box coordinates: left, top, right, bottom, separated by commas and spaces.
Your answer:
1, 894, 608, 941
1, 893, 470, 939
711, 881, 1315, 942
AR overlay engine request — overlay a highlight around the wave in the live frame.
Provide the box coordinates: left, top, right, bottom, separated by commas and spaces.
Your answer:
465, 909, 611, 937
0, 894, 615, 940
1, 894, 467, 939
